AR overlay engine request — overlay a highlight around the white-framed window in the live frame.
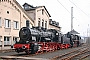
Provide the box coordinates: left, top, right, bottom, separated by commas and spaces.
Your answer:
26, 20, 29, 27
0, 36, 2, 45
38, 18, 40, 27
42, 9, 44, 15
38, 21, 40, 27
42, 19, 44, 27
45, 21, 47, 28
14, 21, 19, 29
5, 19, 11, 28
4, 36, 11, 45
0, 17, 2, 27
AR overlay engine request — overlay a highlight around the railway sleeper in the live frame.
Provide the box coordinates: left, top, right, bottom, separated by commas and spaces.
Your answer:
79, 54, 90, 60
62, 49, 89, 60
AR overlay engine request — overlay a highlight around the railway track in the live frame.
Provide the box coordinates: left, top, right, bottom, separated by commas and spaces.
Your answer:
11, 48, 61, 57
10, 45, 87, 58
0, 44, 89, 60
51, 45, 90, 60
0, 49, 14, 53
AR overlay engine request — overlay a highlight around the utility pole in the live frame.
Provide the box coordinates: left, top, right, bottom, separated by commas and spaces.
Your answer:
87, 24, 89, 37
71, 7, 73, 31
87, 29, 88, 37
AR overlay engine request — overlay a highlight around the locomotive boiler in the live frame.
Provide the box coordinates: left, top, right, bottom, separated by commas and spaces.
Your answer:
19, 26, 60, 43
12, 26, 80, 54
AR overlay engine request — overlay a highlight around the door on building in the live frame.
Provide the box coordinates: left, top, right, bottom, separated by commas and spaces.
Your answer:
4, 36, 11, 46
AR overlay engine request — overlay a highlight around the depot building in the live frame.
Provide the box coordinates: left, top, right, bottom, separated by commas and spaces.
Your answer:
0, 0, 61, 50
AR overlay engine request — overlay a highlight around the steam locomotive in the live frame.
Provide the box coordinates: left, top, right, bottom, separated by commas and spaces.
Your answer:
11, 26, 81, 54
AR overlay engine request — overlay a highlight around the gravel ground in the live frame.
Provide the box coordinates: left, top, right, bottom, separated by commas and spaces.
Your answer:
0, 44, 89, 60
30, 46, 86, 60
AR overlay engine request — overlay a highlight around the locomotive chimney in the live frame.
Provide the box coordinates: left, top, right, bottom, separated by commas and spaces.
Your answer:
26, 20, 30, 28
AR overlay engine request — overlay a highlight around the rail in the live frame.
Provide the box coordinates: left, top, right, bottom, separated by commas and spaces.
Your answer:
51, 47, 90, 60
0, 56, 48, 60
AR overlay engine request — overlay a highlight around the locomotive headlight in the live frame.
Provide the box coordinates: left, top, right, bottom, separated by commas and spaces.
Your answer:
26, 41, 29, 43
56, 33, 58, 35
34, 43, 38, 45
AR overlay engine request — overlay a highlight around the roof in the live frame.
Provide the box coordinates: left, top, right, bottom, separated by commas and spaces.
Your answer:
50, 24, 61, 28
23, 3, 35, 8
13, 0, 34, 22
23, 3, 51, 17
69, 29, 79, 35
39, 6, 51, 17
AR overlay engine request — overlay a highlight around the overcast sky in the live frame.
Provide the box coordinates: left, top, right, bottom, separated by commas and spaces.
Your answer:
17, 0, 90, 37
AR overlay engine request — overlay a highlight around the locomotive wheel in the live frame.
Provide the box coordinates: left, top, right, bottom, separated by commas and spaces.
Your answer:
30, 43, 39, 54
25, 50, 31, 54
31, 50, 36, 54
31, 47, 39, 54
57, 47, 60, 50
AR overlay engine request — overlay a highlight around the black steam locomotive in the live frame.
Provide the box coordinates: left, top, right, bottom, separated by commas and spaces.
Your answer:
12, 26, 81, 54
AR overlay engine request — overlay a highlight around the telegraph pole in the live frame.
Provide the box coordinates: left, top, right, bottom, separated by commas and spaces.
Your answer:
71, 7, 73, 31
87, 24, 89, 37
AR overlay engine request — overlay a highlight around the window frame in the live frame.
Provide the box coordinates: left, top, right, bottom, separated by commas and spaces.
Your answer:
42, 9, 44, 15
13, 21, 19, 29
5, 19, 11, 28
0, 17, 2, 27
4, 36, 10, 45
45, 21, 47, 28
38, 18, 40, 27
42, 19, 44, 27
0, 36, 2, 45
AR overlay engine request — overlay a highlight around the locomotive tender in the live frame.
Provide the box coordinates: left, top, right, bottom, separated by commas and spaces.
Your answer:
12, 26, 81, 54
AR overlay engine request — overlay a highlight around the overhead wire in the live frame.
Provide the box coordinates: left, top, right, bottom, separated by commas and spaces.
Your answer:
57, 0, 80, 25
69, 0, 90, 18
69, 0, 90, 35
57, 0, 70, 13
57, 0, 89, 33
69, 0, 90, 26
87, 0, 90, 5
33, 0, 88, 29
